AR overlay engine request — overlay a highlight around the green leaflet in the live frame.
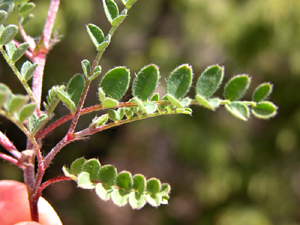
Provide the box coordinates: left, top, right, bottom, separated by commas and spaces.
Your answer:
121, 0, 137, 8
99, 67, 130, 100
103, 0, 119, 24
6, 94, 28, 114
132, 174, 146, 194
132, 64, 159, 101
225, 101, 250, 121
129, 192, 146, 210
18, 2, 35, 15
95, 183, 114, 201
70, 157, 86, 176
146, 178, 161, 195
0, 10, 7, 25
28, 114, 48, 135
196, 65, 224, 98
18, 103, 36, 122
4, 41, 16, 58
86, 24, 105, 49
43, 85, 65, 115
82, 159, 101, 181
146, 193, 162, 207
167, 64, 193, 99
56, 88, 76, 113
66, 74, 85, 107
90, 114, 108, 128
111, 188, 130, 207
251, 101, 277, 119
77, 172, 95, 189
11, 42, 29, 62
252, 83, 273, 102
116, 171, 133, 191
98, 165, 117, 186
0, 25, 18, 46
224, 75, 251, 101
81, 59, 90, 78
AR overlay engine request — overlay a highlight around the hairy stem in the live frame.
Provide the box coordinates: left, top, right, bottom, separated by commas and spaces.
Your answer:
37, 175, 73, 199
0, 131, 21, 159
0, 152, 19, 166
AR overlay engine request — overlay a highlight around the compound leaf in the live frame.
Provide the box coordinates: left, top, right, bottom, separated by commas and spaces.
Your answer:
0, 10, 7, 25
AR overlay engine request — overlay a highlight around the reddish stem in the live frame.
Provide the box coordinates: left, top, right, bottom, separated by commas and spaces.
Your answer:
37, 175, 73, 199
0, 131, 21, 159
0, 152, 19, 166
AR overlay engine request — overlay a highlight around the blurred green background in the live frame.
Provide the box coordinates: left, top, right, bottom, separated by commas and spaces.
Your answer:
1, 0, 300, 224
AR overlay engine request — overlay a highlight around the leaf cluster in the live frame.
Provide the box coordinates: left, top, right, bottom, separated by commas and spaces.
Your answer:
63, 158, 170, 209
0, 83, 35, 122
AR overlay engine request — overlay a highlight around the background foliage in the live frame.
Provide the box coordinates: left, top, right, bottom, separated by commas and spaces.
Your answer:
0, 0, 300, 224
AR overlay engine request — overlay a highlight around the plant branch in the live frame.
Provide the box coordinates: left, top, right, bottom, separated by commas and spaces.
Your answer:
42, 0, 60, 50
0, 152, 19, 166
0, 131, 21, 159
36, 175, 73, 199
75, 110, 190, 139
31, 0, 60, 113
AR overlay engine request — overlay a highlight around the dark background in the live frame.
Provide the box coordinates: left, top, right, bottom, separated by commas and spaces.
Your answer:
1, 0, 300, 224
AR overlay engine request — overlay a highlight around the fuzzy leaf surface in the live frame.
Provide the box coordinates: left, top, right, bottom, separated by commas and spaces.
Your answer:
252, 83, 273, 102
0, 25, 18, 46
98, 165, 117, 186
11, 42, 29, 62
86, 24, 105, 49
132, 64, 159, 101
167, 64, 193, 99
251, 101, 277, 119
197, 65, 224, 98
18, 103, 36, 122
100, 67, 130, 100
95, 183, 114, 201
66, 74, 85, 107
7, 94, 28, 113
70, 157, 86, 176
129, 192, 146, 209
103, 0, 119, 23
18, 2, 35, 15
4, 41, 16, 59
116, 171, 133, 191
77, 172, 95, 189
147, 178, 161, 195
0, 10, 7, 25
224, 75, 251, 101
82, 159, 101, 181
225, 101, 249, 121
111, 189, 130, 207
